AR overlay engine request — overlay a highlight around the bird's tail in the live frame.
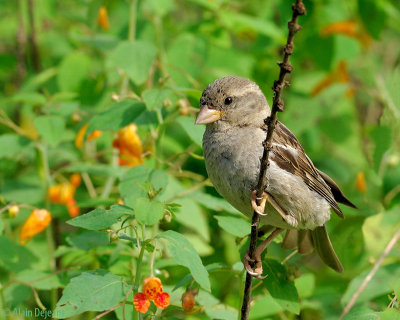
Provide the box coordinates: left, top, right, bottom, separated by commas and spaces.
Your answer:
282, 226, 344, 273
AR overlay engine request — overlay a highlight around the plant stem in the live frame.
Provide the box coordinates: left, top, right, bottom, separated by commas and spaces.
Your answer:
37, 143, 58, 309
240, 1, 306, 319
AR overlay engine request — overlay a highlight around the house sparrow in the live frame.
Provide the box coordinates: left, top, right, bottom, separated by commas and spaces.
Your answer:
195, 76, 356, 273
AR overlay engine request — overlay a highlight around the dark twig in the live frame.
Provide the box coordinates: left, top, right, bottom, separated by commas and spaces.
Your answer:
16, 0, 27, 86
240, 1, 306, 319
27, 0, 41, 72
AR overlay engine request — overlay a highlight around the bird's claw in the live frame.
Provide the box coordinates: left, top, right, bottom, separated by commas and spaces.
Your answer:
251, 190, 268, 216
243, 251, 267, 279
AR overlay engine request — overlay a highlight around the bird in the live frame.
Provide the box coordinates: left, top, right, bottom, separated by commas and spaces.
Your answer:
195, 76, 357, 274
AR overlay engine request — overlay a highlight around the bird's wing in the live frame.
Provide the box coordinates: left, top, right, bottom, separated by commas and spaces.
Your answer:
267, 120, 344, 218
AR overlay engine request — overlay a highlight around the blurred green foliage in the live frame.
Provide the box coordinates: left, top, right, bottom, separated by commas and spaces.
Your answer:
0, 0, 399, 319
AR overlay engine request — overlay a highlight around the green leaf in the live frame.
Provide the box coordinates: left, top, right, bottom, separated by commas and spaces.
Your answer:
66, 231, 109, 251
294, 273, 315, 299
142, 88, 171, 110
358, 0, 386, 39
249, 294, 283, 318
86, 100, 145, 136
191, 192, 239, 214
65, 163, 125, 177
16, 270, 66, 290
173, 262, 227, 291
391, 278, 400, 299
0, 236, 37, 272
110, 41, 157, 85
263, 259, 299, 314
134, 197, 164, 225
54, 270, 127, 318
34, 115, 65, 147
329, 216, 365, 271
204, 305, 238, 320
342, 306, 380, 320
57, 51, 91, 91
370, 125, 392, 172
11, 92, 47, 105
157, 230, 210, 291
119, 165, 150, 207
380, 308, 400, 320
67, 206, 133, 230
0, 134, 32, 159
219, 11, 284, 42
215, 215, 251, 237
174, 198, 210, 241
176, 115, 204, 146
342, 263, 400, 305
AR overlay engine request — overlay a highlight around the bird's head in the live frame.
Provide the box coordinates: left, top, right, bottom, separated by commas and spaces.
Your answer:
195, 76, 270, 128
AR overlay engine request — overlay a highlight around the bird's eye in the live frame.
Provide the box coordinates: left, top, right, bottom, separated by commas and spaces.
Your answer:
224, 97, 233, 105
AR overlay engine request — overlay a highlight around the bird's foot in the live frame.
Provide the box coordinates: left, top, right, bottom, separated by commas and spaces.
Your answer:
243, 250, 266, 279
251, 190, 268, 216
243, 228, 284, 278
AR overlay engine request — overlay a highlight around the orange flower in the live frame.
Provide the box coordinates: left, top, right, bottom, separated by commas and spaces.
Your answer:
153, 292, 170, 309
181, 291, 195, 312
48, 174, 81, 217
355, 171, 366, 193
98, 6, 109, 31
20, 209, 51, 245
311, 61, 352, 96
75, 123, 102, 148
49, 183, 75, 204
66, 198, 80, 218
70, 173, 81, 188
143, 277, 163, 300
113, 124, 143, 167
133, 293, 150, 314
320, 20, 372, 47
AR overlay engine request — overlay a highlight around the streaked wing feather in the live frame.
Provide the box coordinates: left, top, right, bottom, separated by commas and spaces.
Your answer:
269, 121, 344, 218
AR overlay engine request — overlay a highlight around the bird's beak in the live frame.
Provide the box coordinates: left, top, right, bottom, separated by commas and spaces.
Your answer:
195, 106, 223, 125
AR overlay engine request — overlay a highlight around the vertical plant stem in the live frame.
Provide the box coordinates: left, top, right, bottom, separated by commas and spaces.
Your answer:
37, 143, 57, 309
27, 0, 41, 71
16, 0, 26, 86
240, 1, 306, 319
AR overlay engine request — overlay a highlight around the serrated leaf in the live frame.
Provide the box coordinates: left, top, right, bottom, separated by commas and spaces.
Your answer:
134, 197, 164, 225
175, 115, 203, 146
110, 41, 157, 85
86, 100, 145, 136
215, 215, 251, 237
157, 230, 210, 291
34, 115, 65, 147
54, 270, 127, 318
263, 259, 299, 314
67, 206, 133, 230
142, 88, 171, 110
